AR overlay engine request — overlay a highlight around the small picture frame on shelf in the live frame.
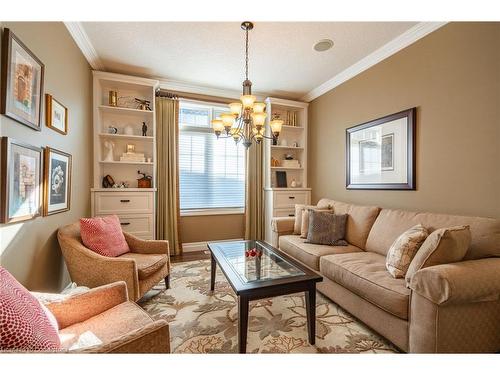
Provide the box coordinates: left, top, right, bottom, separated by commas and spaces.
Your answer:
276, 171, 287, 188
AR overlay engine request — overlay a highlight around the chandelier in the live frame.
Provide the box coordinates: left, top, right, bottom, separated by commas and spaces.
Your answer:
211, 21, 283, 149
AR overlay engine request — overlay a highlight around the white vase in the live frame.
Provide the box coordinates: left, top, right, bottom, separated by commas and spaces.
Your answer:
124, 125, 134, 135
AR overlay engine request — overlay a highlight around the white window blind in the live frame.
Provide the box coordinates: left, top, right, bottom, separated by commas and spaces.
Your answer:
179, 101, 246, 211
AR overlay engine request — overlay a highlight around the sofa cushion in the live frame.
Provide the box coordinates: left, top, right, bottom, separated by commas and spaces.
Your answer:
317, 199, 380, 249
0, 267, 61, 351
58, 301, 153, 350
294, 202, 331, 234
365, 208, 500, 259
80, 215, 130, 257
300, 207, 333, 238
320, 252, 410, 320
405, 226, 471, 285
118, 253, 168, 279
279, 235, 362, 271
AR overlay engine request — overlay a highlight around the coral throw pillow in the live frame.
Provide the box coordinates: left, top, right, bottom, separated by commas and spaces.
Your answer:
0, 266, 61, 351
80, 215, 130, 257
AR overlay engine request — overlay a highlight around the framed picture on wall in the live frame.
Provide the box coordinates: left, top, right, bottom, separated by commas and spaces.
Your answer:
43, 147, 72, 215
1, 28, 45, 131
346, 108, 416, 190
45, 94, 68, 134
0, 137, 43, 223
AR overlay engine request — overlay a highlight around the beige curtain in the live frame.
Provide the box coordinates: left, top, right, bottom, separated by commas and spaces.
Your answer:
244, 143, 264, 240
156, 97, 182, 255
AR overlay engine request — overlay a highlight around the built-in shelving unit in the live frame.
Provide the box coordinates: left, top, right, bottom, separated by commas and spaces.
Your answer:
263, 97, 311, 244
91, 71, 159, 239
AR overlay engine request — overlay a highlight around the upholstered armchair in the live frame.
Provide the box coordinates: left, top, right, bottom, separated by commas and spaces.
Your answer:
58, 222, 170, 301
32, 281, 170, 353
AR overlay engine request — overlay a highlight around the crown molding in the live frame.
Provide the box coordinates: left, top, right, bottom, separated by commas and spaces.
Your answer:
64, 22, 105, 71
301, 22, 448, 102
158, 78, 271, 101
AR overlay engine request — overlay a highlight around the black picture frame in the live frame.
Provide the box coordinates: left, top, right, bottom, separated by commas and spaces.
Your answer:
276, 171, 287, 188
346, 108, 416, 190
1, 28, 45, 131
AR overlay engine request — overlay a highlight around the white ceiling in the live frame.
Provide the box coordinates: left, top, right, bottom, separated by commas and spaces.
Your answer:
78, 22, 426, 100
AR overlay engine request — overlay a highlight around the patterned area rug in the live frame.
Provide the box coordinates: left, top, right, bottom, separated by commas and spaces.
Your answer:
139, 260, 398, 353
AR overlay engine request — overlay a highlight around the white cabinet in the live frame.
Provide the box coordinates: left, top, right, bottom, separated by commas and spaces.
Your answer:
263, 97, 311, 244
91, 71, 159, 239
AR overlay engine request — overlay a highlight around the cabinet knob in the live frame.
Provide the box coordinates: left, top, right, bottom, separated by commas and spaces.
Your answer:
288, 214, 295, 217
288, 196, 295, 199
120, 199, 130, 203
120, 222, 131, 226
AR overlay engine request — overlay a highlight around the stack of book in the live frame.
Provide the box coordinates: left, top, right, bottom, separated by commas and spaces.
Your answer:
281, 159, 300, 168
120, 152, 146, 163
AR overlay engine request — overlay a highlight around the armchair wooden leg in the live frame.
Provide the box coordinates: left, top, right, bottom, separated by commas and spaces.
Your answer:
164, 275, 170, 289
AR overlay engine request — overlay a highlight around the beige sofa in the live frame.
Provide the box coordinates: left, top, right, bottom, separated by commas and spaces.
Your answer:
271, 199, 500, 353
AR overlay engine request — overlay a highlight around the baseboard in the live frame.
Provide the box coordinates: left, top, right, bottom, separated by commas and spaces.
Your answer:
182, 238, 244, 252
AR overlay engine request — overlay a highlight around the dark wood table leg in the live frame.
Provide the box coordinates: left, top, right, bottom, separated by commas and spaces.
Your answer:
210, 252, 216, 291
305, 286, 316, 345
238, 295, 249, 353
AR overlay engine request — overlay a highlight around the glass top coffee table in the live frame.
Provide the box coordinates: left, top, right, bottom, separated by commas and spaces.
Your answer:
207, 240, 322, 353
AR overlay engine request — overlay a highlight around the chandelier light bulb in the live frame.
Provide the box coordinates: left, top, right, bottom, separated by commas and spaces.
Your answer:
252, 102, 266, 113
221, 113, 235, 128
211, 119, 224, 132
240, 94, 256, 109
250, 112, 267, 127
228, 102, 242, 116
270, 119, 283, 134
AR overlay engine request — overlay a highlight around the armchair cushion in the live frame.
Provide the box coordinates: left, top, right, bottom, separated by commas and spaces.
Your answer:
0, 267, 61, 351
80, 215, 130, 257
118, 253, 168, 279
58, 301, 153, 350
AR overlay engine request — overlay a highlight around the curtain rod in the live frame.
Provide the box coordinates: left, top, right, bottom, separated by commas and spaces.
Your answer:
155, 89, 179, 99
155, 88, 233, 105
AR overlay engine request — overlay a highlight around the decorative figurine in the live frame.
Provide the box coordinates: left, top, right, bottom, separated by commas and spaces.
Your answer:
142, 122, 148, 136
137, 170, 152, 188
108, 126, 118, 134
108, 91, 118, 107
124, 124, 134, 135
135, 98, 152, 111
103, 141, 115, 162
290, 179, 297, 188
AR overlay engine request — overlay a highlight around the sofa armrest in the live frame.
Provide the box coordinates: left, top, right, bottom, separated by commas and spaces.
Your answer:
124, 232, 170, 256
38, 282, 129, 329
409, 258, 500, 305
271, 216, 295, 234
74, 319, 170, 353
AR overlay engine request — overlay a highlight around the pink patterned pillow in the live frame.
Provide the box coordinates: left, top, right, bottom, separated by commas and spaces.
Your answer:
0, 266, 61, 351
80, 215, 130, 257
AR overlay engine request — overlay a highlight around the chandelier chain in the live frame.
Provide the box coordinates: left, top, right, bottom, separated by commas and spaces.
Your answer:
245, 26, 249, 80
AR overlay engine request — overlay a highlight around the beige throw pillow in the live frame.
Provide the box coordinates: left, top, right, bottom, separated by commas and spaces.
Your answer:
385, 224, 429, 278
405, 225, 471, 285
293, 202, 331, 234
300, 207, 333, 238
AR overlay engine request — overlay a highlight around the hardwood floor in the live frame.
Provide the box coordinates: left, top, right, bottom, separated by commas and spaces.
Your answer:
171, 250, 210, 263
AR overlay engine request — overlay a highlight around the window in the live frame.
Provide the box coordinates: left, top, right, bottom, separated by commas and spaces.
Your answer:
179, 100, 245, 213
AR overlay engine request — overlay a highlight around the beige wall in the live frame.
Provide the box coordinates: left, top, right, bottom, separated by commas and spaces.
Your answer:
309, 22, 500, 218
0, 22, 92, 291
180, 214, 245, 243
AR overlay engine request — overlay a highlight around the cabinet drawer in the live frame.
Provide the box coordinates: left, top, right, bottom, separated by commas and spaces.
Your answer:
274, 191, 309, 208
118, 214, 154, 238
273, 208, 295, 218
94, 192, 154, 215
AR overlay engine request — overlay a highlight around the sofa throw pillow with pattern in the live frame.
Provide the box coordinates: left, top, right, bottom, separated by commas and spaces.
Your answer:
0, 266, 61, 351
405, 225, 471, 285
293, 201, 331, 234
80, 215, 130, 257
385, 224, 429, 278
306, 211, 348, 246
300, 207, 334, 239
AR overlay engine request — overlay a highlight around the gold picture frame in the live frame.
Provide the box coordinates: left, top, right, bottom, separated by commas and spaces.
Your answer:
43, 147, 72, 216
45, 94, 68, 135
